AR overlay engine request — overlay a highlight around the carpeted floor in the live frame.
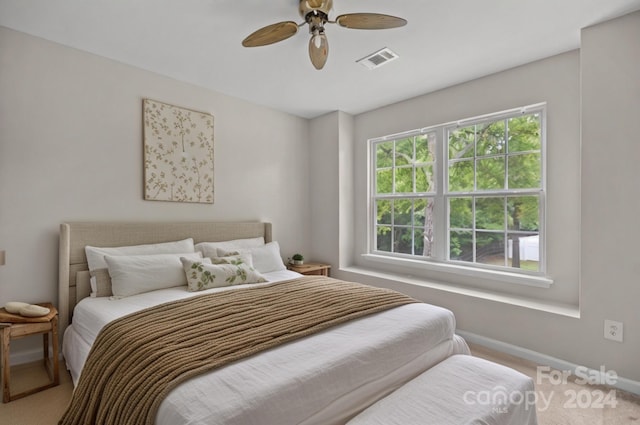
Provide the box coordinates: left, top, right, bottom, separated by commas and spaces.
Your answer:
0, 345, 638, 425
470, 343, 640, 425
0, 360, 73, 425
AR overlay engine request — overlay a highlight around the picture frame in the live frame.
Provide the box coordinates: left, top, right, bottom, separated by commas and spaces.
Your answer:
143, 99, 214, 204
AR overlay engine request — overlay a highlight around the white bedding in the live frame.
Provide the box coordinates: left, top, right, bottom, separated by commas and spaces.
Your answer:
63, 271, 470, 425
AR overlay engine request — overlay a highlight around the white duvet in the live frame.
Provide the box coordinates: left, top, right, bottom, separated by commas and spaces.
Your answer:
63, 271, 470, 425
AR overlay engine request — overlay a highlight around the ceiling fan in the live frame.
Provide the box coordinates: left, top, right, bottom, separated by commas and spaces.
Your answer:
242, 0, 407, 70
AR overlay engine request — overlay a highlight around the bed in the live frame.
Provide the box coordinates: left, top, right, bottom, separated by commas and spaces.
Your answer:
58, 221, 470, 425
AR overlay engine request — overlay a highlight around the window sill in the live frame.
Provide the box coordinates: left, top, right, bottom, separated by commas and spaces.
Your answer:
362, 253, 553, 288
340, 264, 579, 318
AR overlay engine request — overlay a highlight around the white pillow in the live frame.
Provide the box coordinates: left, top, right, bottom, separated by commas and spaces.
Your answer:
195, 237, 265, 258
85, 238, 195, 271
211, 253, 254, 267
181, 257, 267, 292
105, 252, 202, 298
85, 238, 195, 297
218, 241, 286, 274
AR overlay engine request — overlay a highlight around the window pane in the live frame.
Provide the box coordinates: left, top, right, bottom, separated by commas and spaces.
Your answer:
475, 197, 505, 230
449, 197, 473, 229
508, 153, 541, 189
507, 196, 539, 231
414, 199, 427, 227
508, 234, 540, 271
394, 227, 413, 254
376, 142, 394, 168
449, 160, 474, 192
376, 169, 392, 194
416, 165, 435, 192
476, 232, 505, 267
394, 199, 412, 226
449, 127, 475, 159
376, 226, 392, 252
395, 138, 413, 166
416, 198, 435, 256
414, 229, 427, 257
508, 114, 541, 153
476, 121, 506, 156
415, 134, 435, 163
395, 167, 413, 193
476, 157, 505, 190
376, 199, 392, 225
450, 230, 472, 262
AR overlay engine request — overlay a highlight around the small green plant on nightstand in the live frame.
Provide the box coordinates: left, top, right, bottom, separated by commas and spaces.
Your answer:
291, 253, 304, 265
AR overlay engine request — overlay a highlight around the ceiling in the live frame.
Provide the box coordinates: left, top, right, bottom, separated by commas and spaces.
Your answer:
1, 0, 639, 119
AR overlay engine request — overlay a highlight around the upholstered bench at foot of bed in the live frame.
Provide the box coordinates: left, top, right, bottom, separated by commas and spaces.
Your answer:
347, 354, 538, 425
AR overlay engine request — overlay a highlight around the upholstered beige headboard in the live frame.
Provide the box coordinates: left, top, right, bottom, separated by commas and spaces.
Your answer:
58, 221, 272, 334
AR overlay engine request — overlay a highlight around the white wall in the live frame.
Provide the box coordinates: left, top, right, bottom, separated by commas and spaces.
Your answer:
314, 11, 640, 382
309, 111, 355, 268
309, 112, 340, 265
0, 27, 311, 360
579, 10, 640, 379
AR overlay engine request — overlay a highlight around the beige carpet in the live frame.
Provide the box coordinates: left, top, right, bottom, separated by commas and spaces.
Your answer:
0, 360, 73, 425
470, 343, 640, 425
0, 346, 638, 425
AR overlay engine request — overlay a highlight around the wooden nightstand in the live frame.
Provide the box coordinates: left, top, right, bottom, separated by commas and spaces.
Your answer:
0, 303, 59, 403
287, 262, 331, 277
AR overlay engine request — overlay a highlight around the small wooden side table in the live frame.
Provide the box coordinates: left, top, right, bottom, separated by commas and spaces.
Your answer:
287, 262, 331, 277
0, 303, 59, 403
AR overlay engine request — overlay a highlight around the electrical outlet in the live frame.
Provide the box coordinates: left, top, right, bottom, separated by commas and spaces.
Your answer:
604, 320, 623, 342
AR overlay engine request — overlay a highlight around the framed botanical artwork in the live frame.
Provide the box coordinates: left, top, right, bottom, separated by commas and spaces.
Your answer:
143, 99, 214, 204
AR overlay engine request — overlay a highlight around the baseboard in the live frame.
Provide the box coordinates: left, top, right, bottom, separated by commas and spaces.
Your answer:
457, 330, 640, 396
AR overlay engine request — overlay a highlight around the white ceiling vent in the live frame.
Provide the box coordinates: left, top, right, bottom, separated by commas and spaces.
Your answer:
357, 47, 399, 70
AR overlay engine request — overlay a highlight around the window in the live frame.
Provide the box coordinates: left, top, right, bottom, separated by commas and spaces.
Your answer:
370, 104, 545, 278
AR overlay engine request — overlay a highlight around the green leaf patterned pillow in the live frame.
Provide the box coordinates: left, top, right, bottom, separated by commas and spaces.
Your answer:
180, 257, 267, 292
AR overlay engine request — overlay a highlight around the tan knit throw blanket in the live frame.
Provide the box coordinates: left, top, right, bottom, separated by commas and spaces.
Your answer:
59, 276, 418, 425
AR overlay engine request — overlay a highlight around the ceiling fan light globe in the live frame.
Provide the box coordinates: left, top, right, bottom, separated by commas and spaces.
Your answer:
309, 33, 329, 69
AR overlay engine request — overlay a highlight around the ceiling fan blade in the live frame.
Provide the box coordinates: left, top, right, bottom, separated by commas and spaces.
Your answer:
242, 21, 299, 47
335, 13, 407, 30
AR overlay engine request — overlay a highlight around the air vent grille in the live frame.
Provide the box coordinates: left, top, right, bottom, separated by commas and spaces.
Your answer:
357, 47, 399, 70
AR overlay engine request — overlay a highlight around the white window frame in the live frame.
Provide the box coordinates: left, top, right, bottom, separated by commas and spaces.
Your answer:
367, 103, 549, 287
